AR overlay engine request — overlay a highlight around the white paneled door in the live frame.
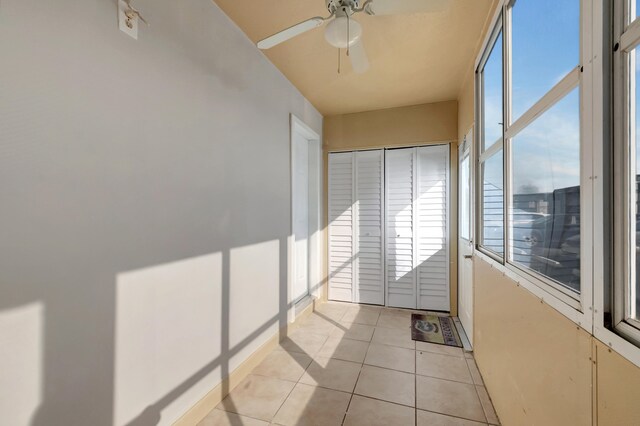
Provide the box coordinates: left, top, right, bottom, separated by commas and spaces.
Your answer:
385, 146, 450, 310
329, 146, 450, 310
292, 131, 309, 302
328, 150, 385, 305
458, 130, 474, 344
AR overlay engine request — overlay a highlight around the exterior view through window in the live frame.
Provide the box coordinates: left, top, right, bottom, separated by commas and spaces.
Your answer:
477, 0, 581, 296
479, 31, 504, 256
509, 0, 581, 293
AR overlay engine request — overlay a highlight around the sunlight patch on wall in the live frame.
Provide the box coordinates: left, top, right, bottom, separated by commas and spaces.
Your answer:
228, 239, 281, 372
0, 302, 43, 426
114, 253, 222, 426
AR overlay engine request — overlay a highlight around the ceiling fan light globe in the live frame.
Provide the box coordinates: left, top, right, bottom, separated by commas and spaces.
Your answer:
324, 16, 362, 49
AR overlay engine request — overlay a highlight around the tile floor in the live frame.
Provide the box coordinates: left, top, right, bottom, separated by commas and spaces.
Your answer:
201, 302, 500, 426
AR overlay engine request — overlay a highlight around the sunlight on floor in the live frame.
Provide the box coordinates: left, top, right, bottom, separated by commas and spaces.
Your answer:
200, 302, 500, 426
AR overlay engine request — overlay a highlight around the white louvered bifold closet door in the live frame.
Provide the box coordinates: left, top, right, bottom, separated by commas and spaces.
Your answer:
328, 152, 354, 302
385, 149, 416, 308
416, 145, 450, 311
354, 150, 384, 305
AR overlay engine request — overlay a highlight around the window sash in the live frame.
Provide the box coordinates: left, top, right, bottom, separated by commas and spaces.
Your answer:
613, 0, 640, 342
476, 0, 584, 302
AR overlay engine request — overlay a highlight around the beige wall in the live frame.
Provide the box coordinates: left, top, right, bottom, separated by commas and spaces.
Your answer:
474, 257, 640, 426
322, 102, 460, 313
458, 70, 475, 145
324, 101, 458, 150
474, 259, 593, 425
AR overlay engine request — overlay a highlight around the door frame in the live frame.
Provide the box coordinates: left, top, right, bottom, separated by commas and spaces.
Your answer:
458, 127, 475, 344
289, 115, 322, 320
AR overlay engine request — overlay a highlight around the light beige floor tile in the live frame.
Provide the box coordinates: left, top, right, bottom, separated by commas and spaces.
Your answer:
217, 375, 295, 421
278, 329, 328, 356
272, 383, 351, 426
313, 303, 348, 322
198, 408, 269, 426
356, 303, 383, 312
298, 313, 338, 336
476, 385, 500, 425
344, 395, 415, 426
354, 365, 415, 407
316, 334, 370, 363
416, 375, 486, 423
376, 312, 411, 329
416, 341, 464, 358
365, 343, 415, 373
466, 358, 484, 385
416, 351, 473, 383
252, 350, 312, 382
341, 308, 381, 325
299, 356, 362, 393
371, 326, 416, 349
332, 322, 375, 342
417, 409, 486, 426
381, 307, 413, 318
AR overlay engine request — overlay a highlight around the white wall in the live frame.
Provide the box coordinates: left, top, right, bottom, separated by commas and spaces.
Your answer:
0, 1, 322, 425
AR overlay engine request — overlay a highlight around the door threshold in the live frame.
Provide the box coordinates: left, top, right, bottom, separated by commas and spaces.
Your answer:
452, 317, 473, 352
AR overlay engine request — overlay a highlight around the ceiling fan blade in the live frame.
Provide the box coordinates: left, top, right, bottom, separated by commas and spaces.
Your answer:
257, 17, 326, 49
349, 39, 370, 74
365, 0, 449, 16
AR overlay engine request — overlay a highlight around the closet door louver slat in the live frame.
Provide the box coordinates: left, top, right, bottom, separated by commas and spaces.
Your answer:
355, 150, 384, 305
416, 145, 450, 311
385, 149, 416, 308
328, 152, 354, 302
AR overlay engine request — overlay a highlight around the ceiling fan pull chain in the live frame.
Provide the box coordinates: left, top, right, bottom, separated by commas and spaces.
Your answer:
338, 47, 341, 74
346, 12, 351, 56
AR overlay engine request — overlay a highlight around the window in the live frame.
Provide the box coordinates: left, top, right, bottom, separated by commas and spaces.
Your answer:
510, 89, 581, 293
478, 29, 504, 257
511, 0, 580, 121
613, 1, 640, 343
476, 0, 582, 298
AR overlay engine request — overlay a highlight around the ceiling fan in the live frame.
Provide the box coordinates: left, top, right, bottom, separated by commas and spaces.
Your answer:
256, 0, 449, 74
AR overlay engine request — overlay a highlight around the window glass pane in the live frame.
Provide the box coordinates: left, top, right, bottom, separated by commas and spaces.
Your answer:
481, 151, 504, 255
482, 32, 503, 151
511, 0, 579, 121
510, 88, 580, 292
460, 154, 470, 240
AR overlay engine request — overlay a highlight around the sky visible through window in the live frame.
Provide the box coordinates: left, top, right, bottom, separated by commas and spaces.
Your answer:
481, 0, 581, 195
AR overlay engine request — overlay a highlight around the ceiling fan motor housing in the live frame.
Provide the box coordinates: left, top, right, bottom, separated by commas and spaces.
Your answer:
326, 0, 360, 14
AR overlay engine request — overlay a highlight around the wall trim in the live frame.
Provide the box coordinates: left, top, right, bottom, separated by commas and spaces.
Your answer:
172, 300, 316, 426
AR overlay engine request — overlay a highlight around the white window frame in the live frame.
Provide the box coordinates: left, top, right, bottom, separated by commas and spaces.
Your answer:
611, 0, 640, 348
476, 16, 505, 262
474, 0, 596, 332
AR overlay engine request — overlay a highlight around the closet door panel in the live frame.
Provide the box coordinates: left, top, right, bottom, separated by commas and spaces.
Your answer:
355, 150, 384, 305
416, 145, 450, 311
385, 149, 416, 309
328, 152, 354, 302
